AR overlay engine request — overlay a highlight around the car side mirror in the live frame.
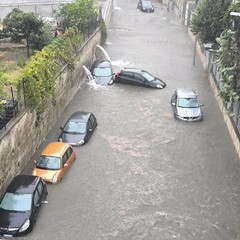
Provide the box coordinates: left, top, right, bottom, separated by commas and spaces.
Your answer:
64, 163, 68, 167
171, 102, 176, 106
89, 128, 93, 132
60, 127, 63, 131
200, 103, 204, 107
42, 200, 48, 204
33, 160, 37, 164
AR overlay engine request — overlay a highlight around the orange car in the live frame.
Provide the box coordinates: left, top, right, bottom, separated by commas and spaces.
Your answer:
32, 142, 76, 184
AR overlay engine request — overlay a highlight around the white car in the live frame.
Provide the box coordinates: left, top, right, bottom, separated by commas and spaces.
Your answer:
171, 88, 204, 121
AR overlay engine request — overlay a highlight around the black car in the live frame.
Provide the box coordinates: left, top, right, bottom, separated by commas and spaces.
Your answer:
0, 175, 48, 237
114, 68, 166, 89
58, 111, 98, 146
91, 59, 114, 85
137, 0, 154, 12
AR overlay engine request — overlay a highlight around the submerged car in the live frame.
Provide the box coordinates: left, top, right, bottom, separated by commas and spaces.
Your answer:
91, 59, 114, 85
32, 142, 76, 184
0, 175, 48, 237
171, 88, 204, 121
137, 0, 154, 12
114, 68, 166, 89
58, 111, 97, 146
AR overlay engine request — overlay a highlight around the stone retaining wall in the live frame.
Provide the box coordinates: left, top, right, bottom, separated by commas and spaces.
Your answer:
0, 29, 102, 195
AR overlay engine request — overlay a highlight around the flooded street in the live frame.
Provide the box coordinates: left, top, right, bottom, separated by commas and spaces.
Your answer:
17, 0, 240, 240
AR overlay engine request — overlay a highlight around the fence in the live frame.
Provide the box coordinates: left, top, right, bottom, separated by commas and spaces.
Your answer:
210, 52, 240, 134
0, 87, 19, 131
0, 8, 101, 134
0, 1, 73, 20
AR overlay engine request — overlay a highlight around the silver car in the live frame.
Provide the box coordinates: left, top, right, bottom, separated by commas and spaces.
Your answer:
171, 88, 204, 121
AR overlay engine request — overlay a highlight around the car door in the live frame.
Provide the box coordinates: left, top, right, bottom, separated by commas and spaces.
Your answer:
89, 114, 97, 131
137, 0, 142, 9
61, 150, 70, 175
120, 71, 134, 85
85, 117, 93, 141
32, 185, 42, 223
65, 146, 76, 166
171, 93, 177, 114
132, 73, 145, 87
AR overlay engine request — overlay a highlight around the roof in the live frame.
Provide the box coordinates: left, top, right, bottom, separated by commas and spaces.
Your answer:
6, 175, 40, 194
176, 88, 198, 98
121, 68, 145, 74
69, 111, 92, 122
41, 142, 71, 158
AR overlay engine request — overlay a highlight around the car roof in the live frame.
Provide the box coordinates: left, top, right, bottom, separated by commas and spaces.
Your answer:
69, 111, 92, 122
142, 0, 153, 6
121, 68, 145, 74
41, 142, 71, 158
6, 175, 40, 194
176, 88, 198, 98
93, 59, 111, 68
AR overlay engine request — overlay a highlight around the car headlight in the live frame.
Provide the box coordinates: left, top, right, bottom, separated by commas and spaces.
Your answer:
78, 139, 85, 145
52, 175, 58, 183
19, 219, 30, 232
58, 138, 63, 142
156, 84, 163, 89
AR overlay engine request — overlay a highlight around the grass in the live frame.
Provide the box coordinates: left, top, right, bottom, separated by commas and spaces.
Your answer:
0, 47, 28, 70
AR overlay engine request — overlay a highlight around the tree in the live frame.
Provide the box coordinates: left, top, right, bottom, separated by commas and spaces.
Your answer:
190, 0, 232, 46
215, 1, 240, 115
58, 0, 98, 35
3, 8, 52, 57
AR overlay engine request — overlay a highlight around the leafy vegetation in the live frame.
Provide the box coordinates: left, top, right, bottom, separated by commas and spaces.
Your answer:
0, 0, 101, 120
216, 1, 240, 115
21, 27, 83, 119
58, 0, 98, 35
190, 0, 232, 46
3, 8, 53, 57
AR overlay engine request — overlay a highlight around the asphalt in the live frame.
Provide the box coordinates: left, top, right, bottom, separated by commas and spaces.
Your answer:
3, 0, 240, 240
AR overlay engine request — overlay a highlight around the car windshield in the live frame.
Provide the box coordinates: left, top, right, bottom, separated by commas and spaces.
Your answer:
0, 193, 32, 212
93, 67, 112, 77
37, 156, 61, 170
63, 121, 86, 134
142, 72, 155, 82
178, 98, 199, 108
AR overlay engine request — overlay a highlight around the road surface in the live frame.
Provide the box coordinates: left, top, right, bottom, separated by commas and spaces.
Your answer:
16, 0, 240, 240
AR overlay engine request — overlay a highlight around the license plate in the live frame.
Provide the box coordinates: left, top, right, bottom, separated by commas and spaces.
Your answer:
3, 234, 13, 238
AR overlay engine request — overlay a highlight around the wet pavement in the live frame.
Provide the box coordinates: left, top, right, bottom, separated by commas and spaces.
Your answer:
13, 0, 240, 240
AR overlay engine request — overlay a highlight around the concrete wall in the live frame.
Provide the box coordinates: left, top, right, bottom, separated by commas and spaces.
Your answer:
0, 29, 102, 195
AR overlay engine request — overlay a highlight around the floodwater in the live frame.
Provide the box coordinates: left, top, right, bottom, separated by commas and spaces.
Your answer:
17, 0, 240, 240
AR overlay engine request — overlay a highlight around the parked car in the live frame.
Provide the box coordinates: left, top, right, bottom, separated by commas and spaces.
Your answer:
58, 111, 97, 146
114, 68, 166, 89
32, 142, 76, 184
91, 59, 114, 85
137, 0, 154, 12
171, 88, 204, 121
0, 175, 48, 237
